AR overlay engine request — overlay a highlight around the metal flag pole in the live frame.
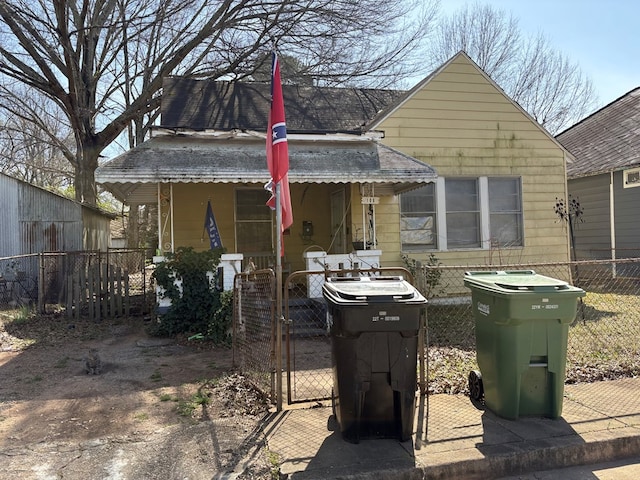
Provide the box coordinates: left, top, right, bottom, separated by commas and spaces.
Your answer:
275, 181, 283, 412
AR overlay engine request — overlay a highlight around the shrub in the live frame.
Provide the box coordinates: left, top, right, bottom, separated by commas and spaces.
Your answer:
151, 246, 231, 344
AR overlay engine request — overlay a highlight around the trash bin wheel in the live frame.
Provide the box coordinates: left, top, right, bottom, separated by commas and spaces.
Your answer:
468, 370, 484, 401
331, 388, 336, 417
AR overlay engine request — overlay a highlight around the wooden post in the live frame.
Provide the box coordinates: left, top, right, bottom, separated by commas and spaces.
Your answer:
124, 269, 130, 317
94, 261, 101, 322
37, 253, 45, 314
88, 262, 95, 322
109, 265, 116, 316
115, 266, 123, 316
79, 262, 86, 317
101, 263, 108, 318
66, 274, 73, 319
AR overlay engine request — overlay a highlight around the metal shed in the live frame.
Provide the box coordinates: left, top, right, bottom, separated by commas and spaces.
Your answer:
0, 172, 114, 257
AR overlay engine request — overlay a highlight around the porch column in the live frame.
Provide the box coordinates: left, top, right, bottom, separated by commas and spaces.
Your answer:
220, 254, 243, 291
304, 250, 327, 298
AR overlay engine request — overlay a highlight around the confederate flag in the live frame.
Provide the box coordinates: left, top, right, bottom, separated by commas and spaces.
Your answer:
266, 52, 293, 252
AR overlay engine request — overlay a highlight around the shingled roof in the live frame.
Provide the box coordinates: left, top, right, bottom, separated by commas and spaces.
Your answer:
557, 87, 640, 179
97, 133, 437, 203
160, 77, 405, 133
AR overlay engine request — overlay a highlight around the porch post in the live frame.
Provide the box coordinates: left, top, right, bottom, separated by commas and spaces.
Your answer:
156, 183, 162, 254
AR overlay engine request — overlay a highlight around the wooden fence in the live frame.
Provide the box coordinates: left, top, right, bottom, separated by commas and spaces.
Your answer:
1, 250, 152, 318
65, 261, 130, 320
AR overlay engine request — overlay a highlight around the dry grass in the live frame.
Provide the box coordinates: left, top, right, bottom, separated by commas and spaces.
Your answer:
426, 291, 640, 395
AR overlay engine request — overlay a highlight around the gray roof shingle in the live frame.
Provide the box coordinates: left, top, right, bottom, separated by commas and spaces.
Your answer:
97, 134, 436, 202
160, 77, 405, 133
557, 88, 640, 178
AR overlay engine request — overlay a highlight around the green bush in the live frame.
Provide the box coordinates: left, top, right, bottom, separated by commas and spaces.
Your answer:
207, 290, 234, 346
150, 247, 231, 344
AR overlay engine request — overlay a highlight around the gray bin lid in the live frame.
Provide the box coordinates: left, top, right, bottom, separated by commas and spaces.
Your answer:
322, 276, 426, 305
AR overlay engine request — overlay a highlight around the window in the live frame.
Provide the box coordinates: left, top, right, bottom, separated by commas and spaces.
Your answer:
624, 167, 640, 188
399, 176, 524, 252
235, 189, 273, 253
446, 178, 480, 248
489, 178, 523, 247
400, 183, 436, 250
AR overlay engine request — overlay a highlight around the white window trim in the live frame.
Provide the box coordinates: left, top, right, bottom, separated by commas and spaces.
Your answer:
435, 177, 447, 250
623, 167, 640, 188
479, 177, 491, 250
435, 176, 521, 251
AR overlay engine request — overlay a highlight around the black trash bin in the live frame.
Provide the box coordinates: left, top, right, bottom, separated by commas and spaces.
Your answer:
322, 276, 427, 443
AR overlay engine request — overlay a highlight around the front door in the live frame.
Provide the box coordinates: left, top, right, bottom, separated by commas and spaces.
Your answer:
330, 189, 347, 253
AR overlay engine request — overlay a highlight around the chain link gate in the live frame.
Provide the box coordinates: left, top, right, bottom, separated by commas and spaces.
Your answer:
231, 269, 277, 403
282, 267, 426, 409
232, 264, 427, 435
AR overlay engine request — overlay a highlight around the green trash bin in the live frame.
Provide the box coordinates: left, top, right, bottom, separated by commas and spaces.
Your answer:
322, 276, 427, 443
463, 270, 585, 420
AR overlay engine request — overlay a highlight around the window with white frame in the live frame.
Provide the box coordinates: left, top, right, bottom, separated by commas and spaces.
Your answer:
446, 178, 481, 248
488, 177, 523, 247
623, 167, 640, 188
235, 189, 273, 253
400, 183, 436, 250
400, 176, 523, 251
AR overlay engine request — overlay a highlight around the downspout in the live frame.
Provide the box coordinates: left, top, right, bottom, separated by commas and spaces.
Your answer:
157, 184, 162, 255
610, 171, 616, 277
170, 183, 175, 253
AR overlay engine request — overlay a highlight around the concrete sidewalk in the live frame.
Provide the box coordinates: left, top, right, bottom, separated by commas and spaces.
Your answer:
265, 377, 640, 479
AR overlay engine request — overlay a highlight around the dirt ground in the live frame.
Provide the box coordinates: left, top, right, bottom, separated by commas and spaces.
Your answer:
0, 311, 275, 479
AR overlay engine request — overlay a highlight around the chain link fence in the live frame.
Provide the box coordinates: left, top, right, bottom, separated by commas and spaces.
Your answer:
231, 266, 421, 409
414, 259, 640, 397
413, 258, 640, 442
233, 258, 639, 439
282, 267, 418, 405
231, 269, 277, 403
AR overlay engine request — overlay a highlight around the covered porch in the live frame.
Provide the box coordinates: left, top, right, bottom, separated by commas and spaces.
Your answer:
96, 128, 437, 282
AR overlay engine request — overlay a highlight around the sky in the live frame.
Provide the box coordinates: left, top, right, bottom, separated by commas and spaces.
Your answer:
438, 0, 640, 112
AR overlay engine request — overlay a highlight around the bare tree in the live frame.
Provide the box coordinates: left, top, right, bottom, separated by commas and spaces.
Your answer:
426, 2, 598, 134
0, 0, 438, 206
0, 86, 74, 188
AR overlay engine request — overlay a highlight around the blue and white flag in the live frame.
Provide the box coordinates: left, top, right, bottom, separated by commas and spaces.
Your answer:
204, 200, 222, 249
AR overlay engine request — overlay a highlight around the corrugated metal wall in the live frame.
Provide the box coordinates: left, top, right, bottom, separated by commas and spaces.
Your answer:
18, 177, 83, 253
82, 208, 112, 251
0, 174, 21, 256
0, 173, 112, 257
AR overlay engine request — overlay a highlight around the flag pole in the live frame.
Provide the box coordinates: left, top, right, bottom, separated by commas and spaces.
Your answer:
275, 181, 283, 412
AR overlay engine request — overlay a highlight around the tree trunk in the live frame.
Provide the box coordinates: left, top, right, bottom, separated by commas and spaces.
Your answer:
74, 146, 100, 205
127, 204, 140, 248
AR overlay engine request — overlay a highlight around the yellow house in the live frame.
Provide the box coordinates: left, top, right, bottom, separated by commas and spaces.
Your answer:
96, 52, 571, 276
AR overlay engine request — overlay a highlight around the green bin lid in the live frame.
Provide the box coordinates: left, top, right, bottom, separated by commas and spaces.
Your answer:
464, 270, 584, 294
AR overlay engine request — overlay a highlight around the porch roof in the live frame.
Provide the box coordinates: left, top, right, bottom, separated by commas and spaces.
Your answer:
96, 131, 437, 203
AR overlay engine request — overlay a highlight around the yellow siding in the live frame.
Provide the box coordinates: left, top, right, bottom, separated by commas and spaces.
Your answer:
376, 53, 570, 267
172, 183, 235, 252
169, 182, 336, 272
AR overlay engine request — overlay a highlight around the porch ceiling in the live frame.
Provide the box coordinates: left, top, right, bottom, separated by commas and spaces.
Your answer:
96, 132, 437, 203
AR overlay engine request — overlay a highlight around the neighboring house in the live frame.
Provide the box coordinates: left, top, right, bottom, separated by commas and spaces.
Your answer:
110, 216, 128, 249
96, 51, 572, 279
557, 87, 640, 261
